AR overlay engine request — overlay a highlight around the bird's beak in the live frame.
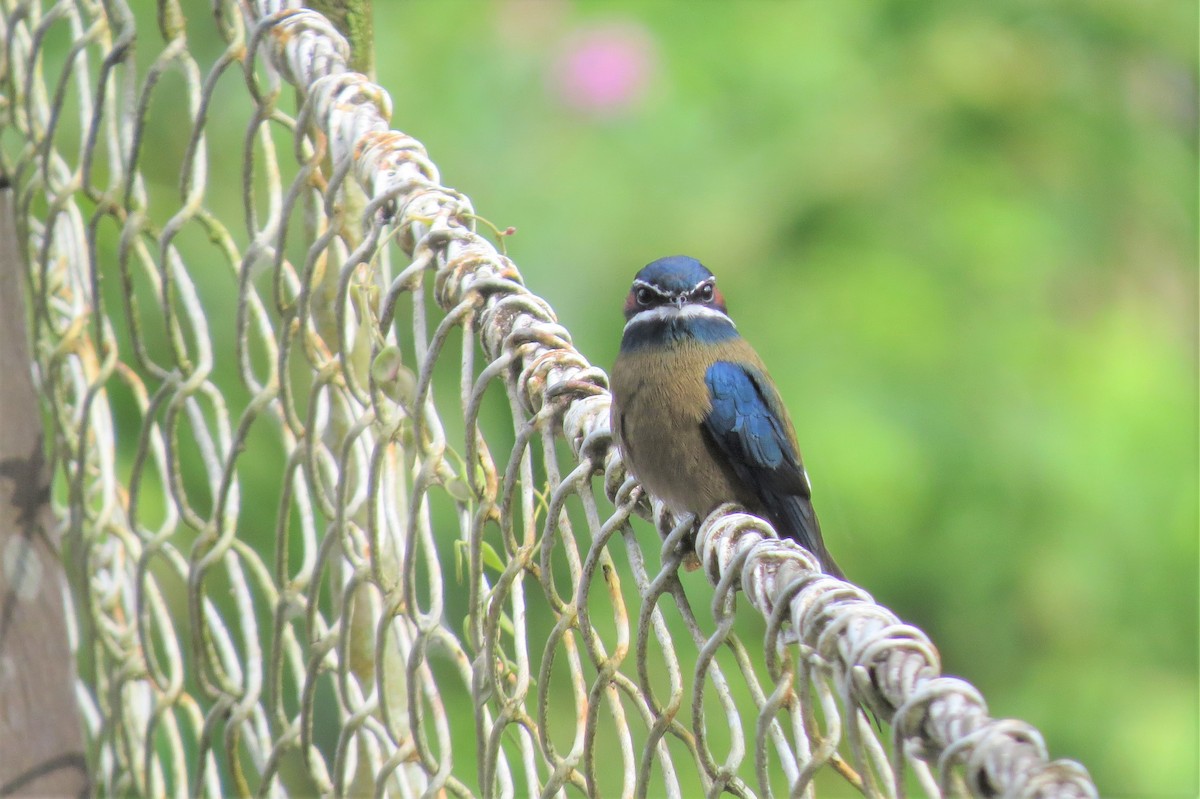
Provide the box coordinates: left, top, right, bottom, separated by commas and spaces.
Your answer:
672, 294, 686, 309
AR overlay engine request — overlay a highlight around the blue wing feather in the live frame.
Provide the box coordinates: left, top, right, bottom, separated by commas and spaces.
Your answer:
704, 361, 808, 496
703, 361, 841, 577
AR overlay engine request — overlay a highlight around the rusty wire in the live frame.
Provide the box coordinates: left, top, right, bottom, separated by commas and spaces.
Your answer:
0, 1, 1098, 797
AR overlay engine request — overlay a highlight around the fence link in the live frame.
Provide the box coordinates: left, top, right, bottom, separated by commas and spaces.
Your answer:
0, 1, 1099, 796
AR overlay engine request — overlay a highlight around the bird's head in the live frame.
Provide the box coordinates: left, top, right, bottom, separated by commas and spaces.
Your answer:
623, 255, 729, 323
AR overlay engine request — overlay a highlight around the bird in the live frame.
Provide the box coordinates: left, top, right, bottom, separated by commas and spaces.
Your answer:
610, 255, 843, 578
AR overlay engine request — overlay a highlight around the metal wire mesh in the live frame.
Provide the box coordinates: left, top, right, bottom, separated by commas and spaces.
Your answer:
0, 1, 1100, 796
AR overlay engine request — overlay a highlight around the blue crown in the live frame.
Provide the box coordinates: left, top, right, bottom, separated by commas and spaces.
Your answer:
633, 255, 715, 295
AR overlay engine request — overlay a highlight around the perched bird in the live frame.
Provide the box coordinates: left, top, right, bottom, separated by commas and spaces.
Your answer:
610, 255, 842, 578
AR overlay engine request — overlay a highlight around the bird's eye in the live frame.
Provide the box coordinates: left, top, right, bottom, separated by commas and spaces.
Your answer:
698, 283, 715, 302
635, 287, 655, 305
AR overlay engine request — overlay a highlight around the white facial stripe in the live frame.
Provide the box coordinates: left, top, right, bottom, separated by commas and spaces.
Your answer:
623, 303, 735, 332
632, 279, 670, 300
634, 278, 714, 295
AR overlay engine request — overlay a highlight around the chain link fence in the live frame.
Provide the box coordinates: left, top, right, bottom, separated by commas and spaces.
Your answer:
0, 1, 1099, 796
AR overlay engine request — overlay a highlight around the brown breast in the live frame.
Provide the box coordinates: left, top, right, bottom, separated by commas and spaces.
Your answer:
610, 338, 765, 516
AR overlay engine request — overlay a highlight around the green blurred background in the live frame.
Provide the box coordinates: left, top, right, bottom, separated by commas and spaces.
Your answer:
10, 0, 1195, 795
370, 2, 1197, 795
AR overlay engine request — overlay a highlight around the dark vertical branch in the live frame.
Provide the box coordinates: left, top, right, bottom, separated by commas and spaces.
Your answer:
0, 185, 89, 797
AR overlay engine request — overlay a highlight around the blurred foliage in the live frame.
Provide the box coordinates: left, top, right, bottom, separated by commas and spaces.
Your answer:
373, 1, 1197, 795
12, 0, 1194, 795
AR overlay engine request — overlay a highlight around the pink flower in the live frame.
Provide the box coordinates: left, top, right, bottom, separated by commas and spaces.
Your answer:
551, 22, 656, 117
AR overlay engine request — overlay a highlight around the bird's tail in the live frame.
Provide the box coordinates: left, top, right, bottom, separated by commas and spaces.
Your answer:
766, 494, 844, 580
